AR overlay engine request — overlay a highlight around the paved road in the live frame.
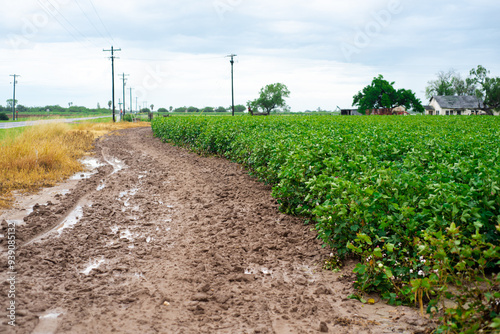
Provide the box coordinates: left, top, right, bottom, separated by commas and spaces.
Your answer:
0, 116, 111, 129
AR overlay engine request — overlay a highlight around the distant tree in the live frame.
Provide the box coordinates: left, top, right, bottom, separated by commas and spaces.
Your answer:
68, 106, 87, 113
247, 83, 290, 115
44, 105, 65, 113
470, 65, 500, 115
108, 100, 112, 109
158, 107, 168, 113
425, 69, 476, 99
169, 106, 173, 112
353, 75, 424, 114
150, 104, 154, 112
16, 104, 27, 112
173, 107, 187, 113
483, 77, 500, 113
202, 106, 215, 113
215, 106, 227, 113
187, 106, 199, 113
234, 104, 246, 113
140, 108, 151, 113
6, 99, 18, 109
425, 70, 456, 99
97, 102, 101, 109
451, 73, 476, 96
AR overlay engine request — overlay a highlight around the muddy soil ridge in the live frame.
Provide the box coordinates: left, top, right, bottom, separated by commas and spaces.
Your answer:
0, 128, 433, 333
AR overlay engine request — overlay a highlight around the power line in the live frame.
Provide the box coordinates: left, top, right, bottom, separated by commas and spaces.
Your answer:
37, 0, 100, 48
73, 0, 110, 43
86, 0, 114, 43
123, 56, 226, 62
37, 0, 86, 47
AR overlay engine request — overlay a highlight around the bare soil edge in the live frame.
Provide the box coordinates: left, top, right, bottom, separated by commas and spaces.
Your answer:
0, 128, 434, 334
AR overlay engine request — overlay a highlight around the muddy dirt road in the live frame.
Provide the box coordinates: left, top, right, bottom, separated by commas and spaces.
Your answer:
0, 128, 432, 333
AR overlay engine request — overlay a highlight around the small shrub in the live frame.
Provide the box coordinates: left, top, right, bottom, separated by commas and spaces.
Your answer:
0, 112, 9, 120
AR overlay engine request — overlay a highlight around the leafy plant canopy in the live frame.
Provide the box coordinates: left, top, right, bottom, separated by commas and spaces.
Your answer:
353, 75, 424, 114
247, 83, 290, 115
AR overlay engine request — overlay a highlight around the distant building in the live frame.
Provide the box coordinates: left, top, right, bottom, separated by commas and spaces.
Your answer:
341, 109, 362, 116
366, 106, 408, 115
423, 105, 434, 114
426, 96, 498, 115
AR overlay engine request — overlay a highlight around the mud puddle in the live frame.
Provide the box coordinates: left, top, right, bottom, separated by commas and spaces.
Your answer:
31, 311, 63, 334
23, 201, 92, 246
81, 258, 106, 275
102, 148, 127, 175
70, 157, 105, 180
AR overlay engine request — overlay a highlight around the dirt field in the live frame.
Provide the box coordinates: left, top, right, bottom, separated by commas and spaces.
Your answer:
0, 128, 433, 333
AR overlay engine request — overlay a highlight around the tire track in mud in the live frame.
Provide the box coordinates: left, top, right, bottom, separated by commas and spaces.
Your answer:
0, 128, 433, 334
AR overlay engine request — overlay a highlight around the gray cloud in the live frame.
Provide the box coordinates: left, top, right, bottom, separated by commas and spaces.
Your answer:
1, 0, 499, 110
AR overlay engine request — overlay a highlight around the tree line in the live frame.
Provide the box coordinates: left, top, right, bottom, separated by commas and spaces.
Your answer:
152, 105, 247, 113
1, 101, 109, 114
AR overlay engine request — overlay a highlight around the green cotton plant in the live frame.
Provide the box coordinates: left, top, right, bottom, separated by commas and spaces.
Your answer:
416, 223, 500, 333
346, 233, 408, 304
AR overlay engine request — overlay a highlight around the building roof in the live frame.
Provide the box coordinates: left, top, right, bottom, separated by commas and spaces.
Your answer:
432, 95, 483, 109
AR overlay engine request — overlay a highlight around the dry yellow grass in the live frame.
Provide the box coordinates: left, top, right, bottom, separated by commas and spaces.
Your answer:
0, 121, 150, 208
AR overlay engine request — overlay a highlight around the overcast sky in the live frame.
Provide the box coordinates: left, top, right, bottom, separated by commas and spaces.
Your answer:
1, 0, 499, 111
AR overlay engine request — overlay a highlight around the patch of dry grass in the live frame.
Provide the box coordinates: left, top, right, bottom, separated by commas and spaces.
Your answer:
0, 121, 149, 208
72, 121, 151, 138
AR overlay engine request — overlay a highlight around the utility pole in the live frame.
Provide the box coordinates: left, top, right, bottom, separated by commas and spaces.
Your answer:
119, 73, 129, 116
226, 54, 237, 116
129, 87, 133, 113
103, 46, 121, 122
10, 74, 19, 121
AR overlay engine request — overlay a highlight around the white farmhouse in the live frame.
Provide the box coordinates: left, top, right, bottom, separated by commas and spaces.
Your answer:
427, 96, 498, 115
